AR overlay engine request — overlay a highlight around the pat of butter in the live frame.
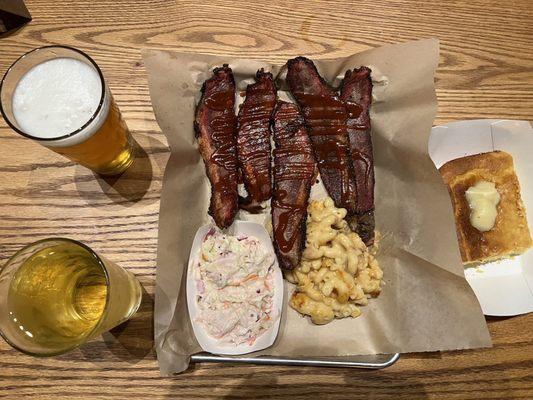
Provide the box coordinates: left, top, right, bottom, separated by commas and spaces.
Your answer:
465, 181, 501, 232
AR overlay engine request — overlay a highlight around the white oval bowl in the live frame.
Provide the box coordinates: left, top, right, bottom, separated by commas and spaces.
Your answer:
186, 221, 283, 355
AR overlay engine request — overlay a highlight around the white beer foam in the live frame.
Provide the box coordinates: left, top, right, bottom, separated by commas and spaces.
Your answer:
13, 57, 109, 147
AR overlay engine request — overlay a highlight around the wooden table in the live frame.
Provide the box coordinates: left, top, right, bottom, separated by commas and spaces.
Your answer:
1, 1, 532, 398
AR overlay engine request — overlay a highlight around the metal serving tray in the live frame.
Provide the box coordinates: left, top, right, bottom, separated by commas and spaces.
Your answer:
191, 352, 400, 369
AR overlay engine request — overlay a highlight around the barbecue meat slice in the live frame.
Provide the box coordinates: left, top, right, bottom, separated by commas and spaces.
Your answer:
340, 67, 375, 245
271, 101, 316, 270
194, 65, 238, 229
236, 69, 277, 213
287, 57, 358, 218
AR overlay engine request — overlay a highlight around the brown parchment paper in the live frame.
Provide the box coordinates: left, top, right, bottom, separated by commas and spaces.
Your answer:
142, 39, 492, 376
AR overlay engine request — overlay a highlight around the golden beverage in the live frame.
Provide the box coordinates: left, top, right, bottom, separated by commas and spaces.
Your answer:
8, 244, 107, 349
52, 96, 135, 176
0, 46, 135, 176
0, 239, 141, 356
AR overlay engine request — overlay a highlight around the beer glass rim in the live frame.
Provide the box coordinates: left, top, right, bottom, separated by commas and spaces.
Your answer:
0, 45, 106, 143
0, 237, 112, 357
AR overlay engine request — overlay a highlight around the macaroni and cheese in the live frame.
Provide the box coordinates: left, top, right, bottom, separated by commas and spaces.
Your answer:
286, 197, 383, 324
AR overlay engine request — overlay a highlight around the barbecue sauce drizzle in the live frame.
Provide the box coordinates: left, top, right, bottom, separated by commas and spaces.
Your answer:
236, 70, 276, 211
272, 101, 315, 269
206, 91, 237, 173
194, 65, 238, 229
286, 58, 358, 216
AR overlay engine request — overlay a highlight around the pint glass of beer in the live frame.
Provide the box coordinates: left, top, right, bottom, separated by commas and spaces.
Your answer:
0, 238, 142, 356
0, 46, 135, 176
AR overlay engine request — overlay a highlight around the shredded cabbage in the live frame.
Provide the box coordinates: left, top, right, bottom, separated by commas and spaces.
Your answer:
195, 229, 276, 345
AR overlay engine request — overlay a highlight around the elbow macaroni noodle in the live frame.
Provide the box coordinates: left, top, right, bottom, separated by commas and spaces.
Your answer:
286, 197, 383, 325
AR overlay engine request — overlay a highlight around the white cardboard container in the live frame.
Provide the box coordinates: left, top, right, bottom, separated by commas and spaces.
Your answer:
186, 221, 283, 355
429, 119, 533, 316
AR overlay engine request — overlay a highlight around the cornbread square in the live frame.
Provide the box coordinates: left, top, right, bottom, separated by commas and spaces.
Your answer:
439, 151, 532, 264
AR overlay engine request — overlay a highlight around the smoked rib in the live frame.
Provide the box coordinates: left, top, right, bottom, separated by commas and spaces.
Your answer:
271, 101, 316, 270
340, 66, 375, 245
194, 65, 238, 229
236, 69, 277, 212
286, 57, 358, 218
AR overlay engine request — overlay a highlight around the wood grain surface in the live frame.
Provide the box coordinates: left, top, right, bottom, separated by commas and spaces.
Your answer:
1, 0, 532, 399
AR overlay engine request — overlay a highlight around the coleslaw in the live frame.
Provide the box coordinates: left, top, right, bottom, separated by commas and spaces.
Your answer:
195, 228, 276, 345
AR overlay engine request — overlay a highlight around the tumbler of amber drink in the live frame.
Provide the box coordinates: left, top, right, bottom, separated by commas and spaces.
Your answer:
0, 46, 135, 176
0, 238, 142, 356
